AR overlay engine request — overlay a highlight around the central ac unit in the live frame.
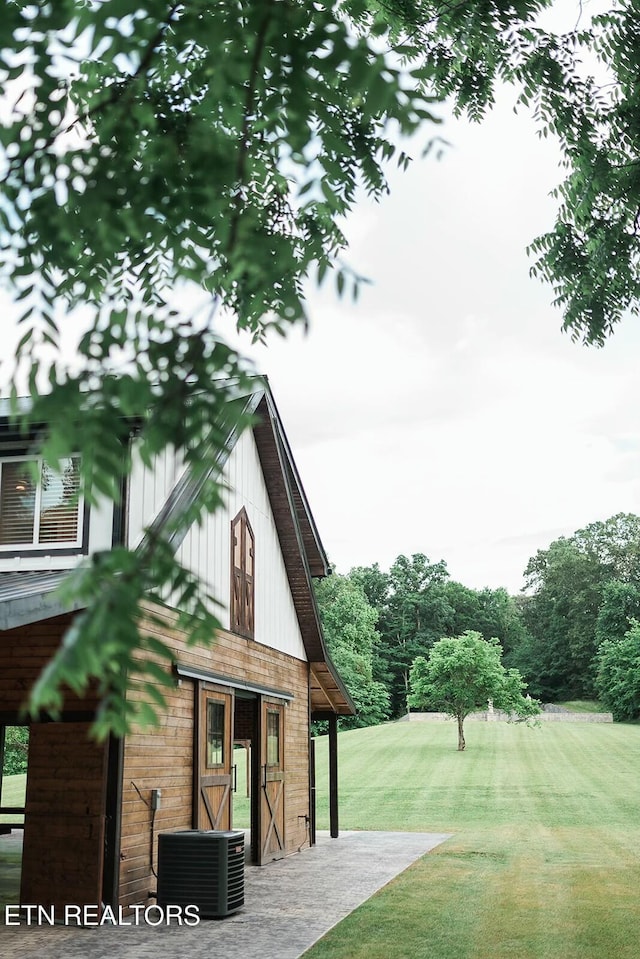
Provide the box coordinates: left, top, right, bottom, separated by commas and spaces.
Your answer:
157, 829, 245, 919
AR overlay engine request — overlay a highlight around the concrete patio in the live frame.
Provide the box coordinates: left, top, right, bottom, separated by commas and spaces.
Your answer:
1, 829, 450, 959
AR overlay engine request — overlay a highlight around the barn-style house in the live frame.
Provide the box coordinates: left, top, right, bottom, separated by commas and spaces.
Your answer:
0, 380, 354, 913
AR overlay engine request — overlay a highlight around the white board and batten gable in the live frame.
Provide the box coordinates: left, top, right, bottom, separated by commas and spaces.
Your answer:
126, 444, 186, 544
180, 429, 307, 661
126, 428, 307, 661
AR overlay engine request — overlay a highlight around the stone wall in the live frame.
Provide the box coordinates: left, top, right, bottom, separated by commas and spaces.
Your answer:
402, 708, 613, 723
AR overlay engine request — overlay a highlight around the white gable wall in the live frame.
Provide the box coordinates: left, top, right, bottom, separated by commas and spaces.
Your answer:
127, 444, 185, 549
131, 430, 307, 662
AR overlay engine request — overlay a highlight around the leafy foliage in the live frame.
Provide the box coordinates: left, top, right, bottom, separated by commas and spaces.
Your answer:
352, 557, 531, 717
380, 0, 640, 342
514, 513, 640, 701
441, 581, 530, 662
315, 572, 390, 729
595, 621, 640, 722
595, 580, 640, 648
2, 726, 29, 776
5, 0, 640, 734
408, 630, 540, 750
0, 1, 441, 734
352, 554, 451, 716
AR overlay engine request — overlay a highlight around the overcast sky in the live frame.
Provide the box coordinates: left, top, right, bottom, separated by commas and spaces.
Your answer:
3, 65, 640, 596
234, 91, 640, 594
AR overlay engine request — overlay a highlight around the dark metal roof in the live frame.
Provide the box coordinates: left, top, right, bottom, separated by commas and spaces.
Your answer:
0, 570, 81, 630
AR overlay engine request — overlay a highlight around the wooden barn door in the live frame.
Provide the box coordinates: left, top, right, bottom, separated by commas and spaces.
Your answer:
197, 684, 234, 831
259, 700, 285, 863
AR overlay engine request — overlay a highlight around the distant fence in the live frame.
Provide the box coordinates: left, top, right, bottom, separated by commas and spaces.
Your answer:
401, 706, 613, 724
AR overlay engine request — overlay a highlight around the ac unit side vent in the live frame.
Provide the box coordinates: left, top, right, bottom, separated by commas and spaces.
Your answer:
157, 830, 245, 919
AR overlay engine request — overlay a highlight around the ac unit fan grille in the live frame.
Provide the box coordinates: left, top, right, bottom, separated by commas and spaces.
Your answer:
157, 830, 245, 919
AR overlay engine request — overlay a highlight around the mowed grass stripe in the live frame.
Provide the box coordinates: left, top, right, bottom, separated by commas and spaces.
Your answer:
307, 721, 640, 959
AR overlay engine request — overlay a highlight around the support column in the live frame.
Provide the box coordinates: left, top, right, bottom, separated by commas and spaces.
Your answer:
328, 713, 339, 839
309, 736, 316, 846
102, 733, 124, 908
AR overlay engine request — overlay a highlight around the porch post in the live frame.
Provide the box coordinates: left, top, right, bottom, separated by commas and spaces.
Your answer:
309, 736, 317, 846
102, 733, 124, 908
328, 713, 339, 839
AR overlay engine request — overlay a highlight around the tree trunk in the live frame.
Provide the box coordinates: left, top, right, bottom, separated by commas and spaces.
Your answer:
457, 714, 466, 751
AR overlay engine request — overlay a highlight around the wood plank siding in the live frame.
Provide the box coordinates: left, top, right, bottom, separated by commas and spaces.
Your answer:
118, 604, 311, 910
0, 613, 100, 719
20, 722, 108, 909
0, 614, 108, 911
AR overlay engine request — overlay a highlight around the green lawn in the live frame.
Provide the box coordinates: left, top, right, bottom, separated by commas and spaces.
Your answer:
0, 773, 26, 824
305, 720, 640, 959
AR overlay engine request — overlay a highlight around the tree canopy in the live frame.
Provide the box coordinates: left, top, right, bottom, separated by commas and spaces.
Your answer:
315, 572, 390, 728
351, 557, 529, 717
382, 0, 640, 343
1, 1, 441, 732
595, 620, 640, 722
3, 1, 640, 731
513, 513, 640, 700
408, 630, 540, 750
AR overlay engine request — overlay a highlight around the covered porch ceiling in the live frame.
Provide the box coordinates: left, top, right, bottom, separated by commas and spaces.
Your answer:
310, 662, 353, 717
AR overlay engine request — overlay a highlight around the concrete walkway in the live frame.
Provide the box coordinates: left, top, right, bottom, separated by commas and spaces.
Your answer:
1, 830, 450, 959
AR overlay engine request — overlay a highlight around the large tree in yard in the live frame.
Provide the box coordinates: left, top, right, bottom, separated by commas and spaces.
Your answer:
4, 1, 640, 732
408, 631, 540, 751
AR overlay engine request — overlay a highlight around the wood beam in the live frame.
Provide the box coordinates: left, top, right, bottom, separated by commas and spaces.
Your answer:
328, 713, 338, 839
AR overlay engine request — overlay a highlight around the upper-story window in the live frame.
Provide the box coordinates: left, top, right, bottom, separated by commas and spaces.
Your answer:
0, 456, 83, 550
230, 507, 254, 639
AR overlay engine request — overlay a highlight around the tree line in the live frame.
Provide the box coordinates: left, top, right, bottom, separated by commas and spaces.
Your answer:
315, 513, 640, 726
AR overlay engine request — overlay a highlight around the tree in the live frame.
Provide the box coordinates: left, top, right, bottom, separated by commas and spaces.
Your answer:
2, 726, 29, 776
595, 580, 640, 648
315, 572, 390, 729
355, 560, 533, 717
595, 621, 640, 722
370, 554, 451, 717
408, 631, 540, 751
517, 514, 640, 700
381, 0, 640, 343
350, 563, 390, 613
4, 2, 640, 732
519, 538, 604, 699
0, 2, 441, 734
441, 582, 529, 662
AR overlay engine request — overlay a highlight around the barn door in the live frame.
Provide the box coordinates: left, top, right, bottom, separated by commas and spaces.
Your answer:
260, 700, 285, 863
197, 685, 234, 831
